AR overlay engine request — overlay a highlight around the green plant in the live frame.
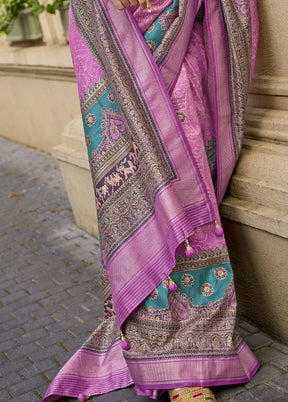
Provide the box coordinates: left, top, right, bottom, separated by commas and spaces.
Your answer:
0, 0, 44, 35
46, 0, 66, 14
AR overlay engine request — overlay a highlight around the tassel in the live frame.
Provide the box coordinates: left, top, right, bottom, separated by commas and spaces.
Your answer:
168, 276, 177, 292
146, 0, 152, 12
120, 332, 130, 350
185, 238, 195, 257
78, 394, 89, 402
214, 220, 224, 236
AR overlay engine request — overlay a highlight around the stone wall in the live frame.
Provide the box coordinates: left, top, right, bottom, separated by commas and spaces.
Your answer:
0, 7, 97, 236
220, 0, 288, 343
0, 46, 79, 152
0, 6, 79, 152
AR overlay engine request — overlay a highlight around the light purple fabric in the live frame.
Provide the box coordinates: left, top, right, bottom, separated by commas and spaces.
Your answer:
79, 0, 216, 329
42, 1, 259, 401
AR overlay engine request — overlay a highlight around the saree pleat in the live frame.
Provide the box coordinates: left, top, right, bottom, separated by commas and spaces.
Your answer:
42, 1, 259, 400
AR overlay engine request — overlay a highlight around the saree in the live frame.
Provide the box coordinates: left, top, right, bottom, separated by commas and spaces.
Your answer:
43, 0, 259, 400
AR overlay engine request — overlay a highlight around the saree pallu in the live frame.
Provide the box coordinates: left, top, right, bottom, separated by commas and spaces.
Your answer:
43, 0, 259, 401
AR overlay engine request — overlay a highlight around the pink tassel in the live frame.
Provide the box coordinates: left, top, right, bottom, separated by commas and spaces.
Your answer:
121, 340, 130, 350
168, 276, 177, 291
78, 394, 87, 402
120, 333, 130, 350
185, 238, 195, 257
215, 221, 224, 236
169, 282, 177, 292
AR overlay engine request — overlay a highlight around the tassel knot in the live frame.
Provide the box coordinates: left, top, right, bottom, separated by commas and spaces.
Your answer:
185, 238, 195, 258
120, 332, 130, 350
215, 220, 224, 236
168, 276, 177, 292
78, 394, 88, 402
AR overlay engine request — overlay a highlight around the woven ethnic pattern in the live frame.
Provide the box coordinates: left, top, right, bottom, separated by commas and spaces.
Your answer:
220, 0, 253, 158
72, 0, 177, 263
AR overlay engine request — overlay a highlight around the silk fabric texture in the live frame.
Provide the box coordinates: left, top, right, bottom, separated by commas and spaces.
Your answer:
42, 0, 259, 400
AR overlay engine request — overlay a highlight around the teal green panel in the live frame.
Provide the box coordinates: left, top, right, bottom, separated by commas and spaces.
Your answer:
143, 282, 169, 309
144, 0, 179, 52
143, 262, 233, 309
170, 262, 233, 305
82, 86, 121, 159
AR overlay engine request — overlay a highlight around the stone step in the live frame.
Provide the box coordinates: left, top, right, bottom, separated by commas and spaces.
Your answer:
53, 119, 89, 171
249, 75, 288, 97
220, 196, 288, 239
61, 119, 87, 153
53, 144, 89, 171
245, 107, 288, 143
228, 175, 288, 212
234, 138, 288, 186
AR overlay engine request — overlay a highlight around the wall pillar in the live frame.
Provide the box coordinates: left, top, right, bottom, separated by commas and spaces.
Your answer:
220, 0, 288, 343
53, 119, 99, 239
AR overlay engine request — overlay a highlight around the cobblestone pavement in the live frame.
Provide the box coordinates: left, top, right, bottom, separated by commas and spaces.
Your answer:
1, 136, 288, 402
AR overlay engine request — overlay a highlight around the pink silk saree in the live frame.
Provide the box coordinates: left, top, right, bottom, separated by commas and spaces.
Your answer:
43, 0, 259, 400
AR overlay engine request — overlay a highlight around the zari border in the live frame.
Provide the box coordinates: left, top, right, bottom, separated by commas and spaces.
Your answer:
127, 340, 260, 391
42, 342, 133, 402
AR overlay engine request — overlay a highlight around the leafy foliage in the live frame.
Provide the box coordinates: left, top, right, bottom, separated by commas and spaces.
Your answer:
46, 0, 65, 14
0, 0, 69, 35
0, 0, 44, 34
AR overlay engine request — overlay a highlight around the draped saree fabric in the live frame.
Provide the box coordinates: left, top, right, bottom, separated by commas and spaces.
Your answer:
42, 0, 259, 401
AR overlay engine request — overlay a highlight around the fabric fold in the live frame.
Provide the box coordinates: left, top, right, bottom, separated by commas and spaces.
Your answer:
42, 1, 259, 400
71, 0, 216, 329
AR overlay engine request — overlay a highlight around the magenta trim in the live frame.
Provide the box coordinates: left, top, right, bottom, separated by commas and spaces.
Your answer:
42, 366, 133, 402
135, 359, 260, 389
126, 341, 260, 391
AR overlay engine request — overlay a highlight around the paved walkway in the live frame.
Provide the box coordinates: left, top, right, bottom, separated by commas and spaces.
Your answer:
1, 136, 288, 402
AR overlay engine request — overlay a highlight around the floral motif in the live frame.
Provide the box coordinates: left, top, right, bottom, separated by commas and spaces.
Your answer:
85, 113, 96, 127
177, 112, 186, 123
225, 333, 233, 347
214, 266, 227, 280
162, 278, 169, 289
101, 108, 126, 141
146, 23, 155, 34
89, 108, 128, 167
181, 273, 194, 287
123, 279, 241, 359
82, 316, 119, 353
148, 289, 158, 300
201, 283, 214, 297
108, 91, 116, 103
159, 8, 178, 32
169, 291, 188, 320
79, 78, 109, 116
85, 135, 91, 147
103, 294, 115, 319
235, 0, 249, 15
146, 40, 156, 52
